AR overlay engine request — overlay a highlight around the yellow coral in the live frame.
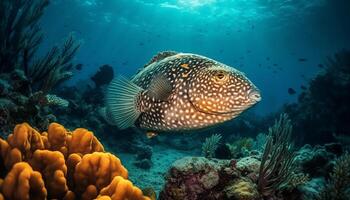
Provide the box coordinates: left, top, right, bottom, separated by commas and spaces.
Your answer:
225, 179, 258, 200
0, 123, 149, 200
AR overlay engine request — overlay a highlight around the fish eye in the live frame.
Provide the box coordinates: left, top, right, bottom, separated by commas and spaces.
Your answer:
213, 71, 228, 83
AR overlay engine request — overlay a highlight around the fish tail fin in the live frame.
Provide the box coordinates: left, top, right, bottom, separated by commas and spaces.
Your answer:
106, 76, 143, 129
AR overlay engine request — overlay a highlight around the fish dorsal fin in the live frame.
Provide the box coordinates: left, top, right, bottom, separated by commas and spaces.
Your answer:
106, 76, 143, 129
143, 51, 178, 68
147, 74, 172, 101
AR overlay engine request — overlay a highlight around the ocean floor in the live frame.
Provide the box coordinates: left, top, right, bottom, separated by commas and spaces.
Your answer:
118, 144, 194, 194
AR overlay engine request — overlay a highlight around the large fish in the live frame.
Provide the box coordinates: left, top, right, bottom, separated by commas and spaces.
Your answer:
106, 51, 261, 134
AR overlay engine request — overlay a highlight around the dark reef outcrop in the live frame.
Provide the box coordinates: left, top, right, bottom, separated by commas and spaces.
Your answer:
284, 49, 350, 144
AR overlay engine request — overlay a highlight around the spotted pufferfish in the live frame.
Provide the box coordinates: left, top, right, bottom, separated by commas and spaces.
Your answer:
106, 51, 261, 137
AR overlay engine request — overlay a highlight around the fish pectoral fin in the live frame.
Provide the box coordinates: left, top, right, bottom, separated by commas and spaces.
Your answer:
146, 131, 158, 139
147, 74, 172, 101
106, 76, 143, 129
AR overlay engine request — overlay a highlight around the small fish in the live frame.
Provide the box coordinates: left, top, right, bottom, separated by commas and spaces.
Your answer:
273, 63, 278, 66
106, 51, 261, 132
300, 85, 307, 90
266, 57, 270, 61
139, 42, 144, 46
75, 63, 83, 71
288, 88, 296, 95
318, 64, 324, 68
298, 58, 308, 62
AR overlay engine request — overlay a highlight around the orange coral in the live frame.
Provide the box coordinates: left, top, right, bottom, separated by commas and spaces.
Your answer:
74, 152, 128, 196
2, 162, 47, 200
0, 123, 150, 200
98, 176, 149, 200
29, 150, 69, 199
68, 128, 104, 155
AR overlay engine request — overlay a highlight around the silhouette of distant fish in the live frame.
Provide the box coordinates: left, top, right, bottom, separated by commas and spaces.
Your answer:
288, 88, 296, 95
106, 51, 261, 134
318, 64, 324, 68
266, 57, 270, 61
300, 85, 307, 90
273, 64, 278, 66
75, 64, 83, 70
298, 58, 308, 62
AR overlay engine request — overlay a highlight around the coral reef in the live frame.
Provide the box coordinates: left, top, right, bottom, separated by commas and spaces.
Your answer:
0, 0, 80, 135
294, 144, 339, 178
0, 122, 150, 200
160, 114, 308, 200
284, 49, 350, 144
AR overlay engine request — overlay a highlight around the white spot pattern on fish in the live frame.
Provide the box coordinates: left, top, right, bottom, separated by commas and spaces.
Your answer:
106, 51, 261, 132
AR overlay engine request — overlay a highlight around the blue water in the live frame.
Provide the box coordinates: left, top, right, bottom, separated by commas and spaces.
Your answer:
39, 0, 350, 115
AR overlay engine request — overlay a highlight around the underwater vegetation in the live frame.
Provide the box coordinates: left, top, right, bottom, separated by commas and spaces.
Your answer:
0, 122, 151, 200
0, 0, 80, 134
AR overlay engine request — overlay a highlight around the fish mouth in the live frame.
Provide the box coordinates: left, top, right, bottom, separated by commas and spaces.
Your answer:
248, 89, 262, 103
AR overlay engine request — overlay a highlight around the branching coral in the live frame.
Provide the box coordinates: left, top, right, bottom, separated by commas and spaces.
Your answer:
0, 122, 150, 200
257, 113, 296, 197
202, 134, 222, 158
